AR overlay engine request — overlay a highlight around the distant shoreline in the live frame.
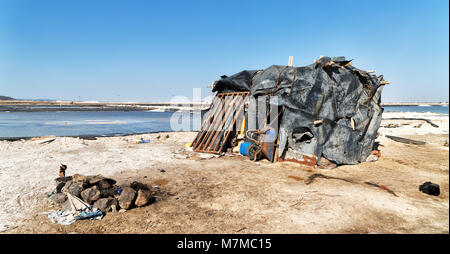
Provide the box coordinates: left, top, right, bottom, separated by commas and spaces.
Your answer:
0, 100, 448, 112
0, 100, 210, 112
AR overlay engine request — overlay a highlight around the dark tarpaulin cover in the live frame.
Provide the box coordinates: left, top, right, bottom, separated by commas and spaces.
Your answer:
211, 56, 385, 165
212, 70, 259, 93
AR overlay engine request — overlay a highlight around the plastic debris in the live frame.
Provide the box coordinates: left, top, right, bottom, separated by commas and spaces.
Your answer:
45, 191, 55, 198
47, 210, 76, 225
366, 154, 379, 162
419, 182, 440, 196
76, 209, 103, 221
46, 193, 103, 225
59, 164, 67, 177
136, 138, 150, 144
365, 182, 398, 197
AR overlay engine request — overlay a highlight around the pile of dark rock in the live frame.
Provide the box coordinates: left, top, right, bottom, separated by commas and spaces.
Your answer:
50, 174, 156, 213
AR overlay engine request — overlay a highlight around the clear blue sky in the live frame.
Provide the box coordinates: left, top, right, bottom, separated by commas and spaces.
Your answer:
0, 0, 448, 102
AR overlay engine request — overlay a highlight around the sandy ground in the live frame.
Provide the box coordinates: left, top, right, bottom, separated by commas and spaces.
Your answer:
0, 112, 448, 234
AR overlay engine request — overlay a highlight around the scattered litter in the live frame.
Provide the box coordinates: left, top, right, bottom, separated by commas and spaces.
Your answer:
419, 182, 440, 196
382, 118, 439, 128
305, 173, 354, 185
0, 225, 9, 232
174, 148, 185, 153
371, 150, 381, 157
45, 191, 55, 198
47, 210, 77, 225
47, 193, 102, 225
365, 182, 398, 197
287, 175, 304, 181
0, 224, 17, 233
40, 138, 56, 144
76, 209, 103, 221
197, 153, 218, 160
365, 154, 379, 162
174, 154, 190, 159
59, 164, 67, 177
137, 138, 150, 144
384, 123, 400, 128
236, 227, 247, 233
385, 135, 426, 145
366, 150, 381, 162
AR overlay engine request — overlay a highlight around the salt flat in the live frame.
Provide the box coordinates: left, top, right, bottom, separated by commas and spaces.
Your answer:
0, 112, 448, 233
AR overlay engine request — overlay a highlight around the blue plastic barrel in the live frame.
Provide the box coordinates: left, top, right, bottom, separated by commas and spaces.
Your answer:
240, 142, 252, 156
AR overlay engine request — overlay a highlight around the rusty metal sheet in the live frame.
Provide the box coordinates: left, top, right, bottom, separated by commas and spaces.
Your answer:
278, 155, 318, 167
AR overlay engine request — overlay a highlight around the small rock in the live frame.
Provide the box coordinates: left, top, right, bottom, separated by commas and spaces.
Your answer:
50, 193, 67, 204
61, 180, 73, 193
101, 185, 120, 197
81, 186, 102, 204
72, 174, 88, 183
88, 175, 116, 186
135, 189, 152, 207
130, 181, 151, 191
54, 176, 72, 184
67, 182, 87, 198
317, 157, 337, 169
118, 187, 136, 210
444, 140, 449, 147
165, 134, 169, 139
93, 198, 118, 213
98, 179, 111, 190
160, 169, 166, 173
86, 175, 105, 185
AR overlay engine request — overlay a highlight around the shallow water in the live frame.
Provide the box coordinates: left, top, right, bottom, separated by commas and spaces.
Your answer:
383, 105, 448, 114
0, 111, 199, 138
0, 106, 447, 138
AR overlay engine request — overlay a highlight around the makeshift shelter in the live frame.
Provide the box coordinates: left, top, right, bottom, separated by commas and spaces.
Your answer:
191, 56, 388, 165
